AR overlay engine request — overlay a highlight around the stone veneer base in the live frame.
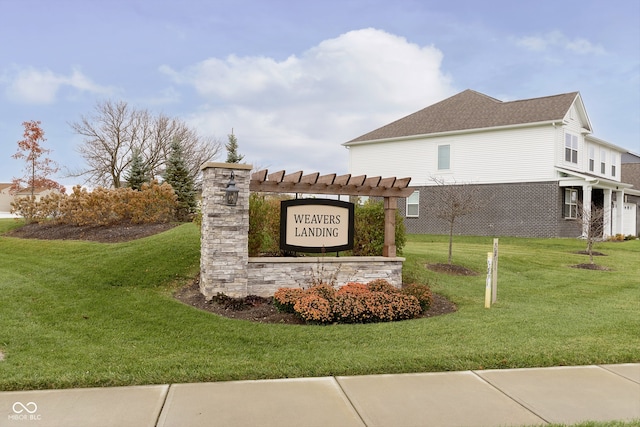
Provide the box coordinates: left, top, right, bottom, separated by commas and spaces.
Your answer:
200, 256, 405, 298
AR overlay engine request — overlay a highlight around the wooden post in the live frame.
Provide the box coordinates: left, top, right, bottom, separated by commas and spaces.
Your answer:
485, 252, 493, 308
383, 197, 397, 257
492, 238, 499, 303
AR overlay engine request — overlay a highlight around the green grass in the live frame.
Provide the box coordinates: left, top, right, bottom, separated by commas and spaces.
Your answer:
0, 219, 638, 391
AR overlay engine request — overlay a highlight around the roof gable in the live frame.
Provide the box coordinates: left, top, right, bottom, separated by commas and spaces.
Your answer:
347, 89, 582, 143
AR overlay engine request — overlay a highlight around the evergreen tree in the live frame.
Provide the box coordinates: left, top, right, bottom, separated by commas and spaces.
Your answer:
164, 139, 197, 221
125, 150, 149, 190
225, 130, 244, 163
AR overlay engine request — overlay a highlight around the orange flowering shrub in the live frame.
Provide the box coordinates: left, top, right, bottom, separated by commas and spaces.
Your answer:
367, 279, 400, 294
307, 284, 336, 302
293, 294, 333, 324
402, 283, 433, 312
273, 288, 307, 313
273, 279, 428, 324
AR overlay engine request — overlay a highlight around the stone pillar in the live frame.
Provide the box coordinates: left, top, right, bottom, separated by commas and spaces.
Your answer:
199, 162, 252, 298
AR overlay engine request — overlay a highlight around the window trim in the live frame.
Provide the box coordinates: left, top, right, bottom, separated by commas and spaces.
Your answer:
564, 188, 578, 219
406, 191, 419, 218
437, 144, 450, 171
564, 133, 578, 164
611, 153, 617, 177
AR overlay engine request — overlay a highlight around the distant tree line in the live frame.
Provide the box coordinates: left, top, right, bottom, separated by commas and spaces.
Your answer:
70, 100, 221, 189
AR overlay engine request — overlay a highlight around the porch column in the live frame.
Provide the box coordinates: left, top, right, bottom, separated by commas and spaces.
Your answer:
582, 184, 592, 237
613, 190, 624, 236
603, 189, 612, 238
383, 196, 397, 257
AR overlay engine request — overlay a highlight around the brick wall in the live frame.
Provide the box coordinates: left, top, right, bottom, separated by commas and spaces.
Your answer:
399, 181, 580, 238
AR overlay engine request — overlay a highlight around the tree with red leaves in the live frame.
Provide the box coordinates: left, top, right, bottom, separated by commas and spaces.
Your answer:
11, 120, 65, 196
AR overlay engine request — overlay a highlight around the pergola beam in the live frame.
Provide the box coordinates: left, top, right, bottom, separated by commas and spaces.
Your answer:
249, 169, 415, 257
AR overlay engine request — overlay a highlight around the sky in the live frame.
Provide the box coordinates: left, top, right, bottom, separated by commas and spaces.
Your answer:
1, 0, 639, 187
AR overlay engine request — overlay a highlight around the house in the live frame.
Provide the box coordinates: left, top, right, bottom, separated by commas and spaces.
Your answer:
0, 183, 13, 213
0, 183, 62, 217
622, 152, 640, 235
344, 89, 639, 238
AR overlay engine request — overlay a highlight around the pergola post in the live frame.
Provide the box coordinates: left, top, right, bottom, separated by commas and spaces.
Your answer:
383, 196, 397, 257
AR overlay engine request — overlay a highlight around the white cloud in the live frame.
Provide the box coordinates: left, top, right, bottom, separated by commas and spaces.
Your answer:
515, 31, 605, 55
4, 66, 115, 104
162, 28, 455, 174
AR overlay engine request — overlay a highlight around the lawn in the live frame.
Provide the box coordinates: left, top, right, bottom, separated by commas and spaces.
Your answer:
0, 219, 638, 391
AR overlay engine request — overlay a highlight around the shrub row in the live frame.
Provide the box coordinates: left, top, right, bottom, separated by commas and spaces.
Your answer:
11, 181, 177, 226
273, 280, 432, 324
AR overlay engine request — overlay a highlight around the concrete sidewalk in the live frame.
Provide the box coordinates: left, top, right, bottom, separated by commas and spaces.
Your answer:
1, 364, 638, 427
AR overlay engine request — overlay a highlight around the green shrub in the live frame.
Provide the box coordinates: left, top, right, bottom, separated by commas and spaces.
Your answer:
248, 193, 284, 256
352, 200, 406, 256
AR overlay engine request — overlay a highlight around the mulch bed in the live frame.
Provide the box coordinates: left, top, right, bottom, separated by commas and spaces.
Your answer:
426, 263, 478, 276
571, 263, 610, 271
5, 221, 178, 243
174, 277, 458, 324
573, 250, 607, 256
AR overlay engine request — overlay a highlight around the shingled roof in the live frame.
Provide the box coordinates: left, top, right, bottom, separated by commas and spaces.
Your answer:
347, 89, 582, 143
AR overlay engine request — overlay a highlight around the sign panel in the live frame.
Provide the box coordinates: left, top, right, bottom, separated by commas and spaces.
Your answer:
280, 199, 354, 253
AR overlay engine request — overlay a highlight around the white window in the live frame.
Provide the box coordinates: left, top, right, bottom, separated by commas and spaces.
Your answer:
588, 146, 595, 172
564, 188, 578, 219
600, 150, 606, 174
406, 191, 419, 217
611, 153, 617, 177
564, 133, 578, 164
438, 145, 450, 170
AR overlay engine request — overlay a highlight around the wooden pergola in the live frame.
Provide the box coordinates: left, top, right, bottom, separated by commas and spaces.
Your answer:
250, 169, 414, 257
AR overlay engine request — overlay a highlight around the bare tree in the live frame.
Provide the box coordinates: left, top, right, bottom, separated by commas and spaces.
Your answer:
429, 177, 483, 265
70, 100, 221, 188
576, 201, 605, 264
71, 100, 138, 187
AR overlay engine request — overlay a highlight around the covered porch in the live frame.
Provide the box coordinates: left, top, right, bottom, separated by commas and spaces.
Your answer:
557, 168, 636, 238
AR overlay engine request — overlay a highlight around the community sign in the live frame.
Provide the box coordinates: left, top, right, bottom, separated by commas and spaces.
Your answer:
280, 199, 354, 253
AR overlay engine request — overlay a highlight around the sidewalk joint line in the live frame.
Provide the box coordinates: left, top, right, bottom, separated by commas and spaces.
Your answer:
470, 370, 551, 425
332, 376, 369, 427
154, 384, 172, 427
598, 364, 640, 385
